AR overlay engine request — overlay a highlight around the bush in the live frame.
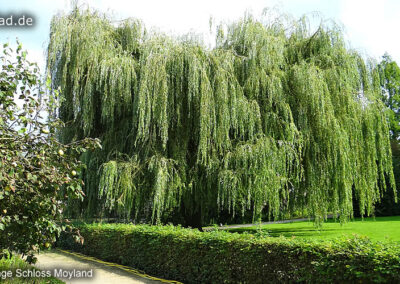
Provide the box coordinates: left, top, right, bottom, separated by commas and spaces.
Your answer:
57, 223, 400, 283
0, 42, 100, 262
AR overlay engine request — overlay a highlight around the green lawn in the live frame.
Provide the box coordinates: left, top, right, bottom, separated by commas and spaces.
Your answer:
0, 255, 63, 284
227, 216, 400, 241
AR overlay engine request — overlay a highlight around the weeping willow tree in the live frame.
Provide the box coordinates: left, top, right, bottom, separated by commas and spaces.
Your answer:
46, 8, 395, 227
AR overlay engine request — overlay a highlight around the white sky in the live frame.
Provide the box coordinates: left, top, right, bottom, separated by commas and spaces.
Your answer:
1, 0, 399, 71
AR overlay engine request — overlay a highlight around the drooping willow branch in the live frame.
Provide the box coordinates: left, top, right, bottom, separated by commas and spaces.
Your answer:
47, 8, 395, 224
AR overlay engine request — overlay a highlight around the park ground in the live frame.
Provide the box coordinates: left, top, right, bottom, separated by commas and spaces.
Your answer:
225, 216, 400, 241
2, 216, 399, 283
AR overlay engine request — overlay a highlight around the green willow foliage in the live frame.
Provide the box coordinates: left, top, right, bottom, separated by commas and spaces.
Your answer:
47, 8, 395, 224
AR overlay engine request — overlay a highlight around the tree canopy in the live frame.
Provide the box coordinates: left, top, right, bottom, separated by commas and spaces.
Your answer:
46, 8, 395, 226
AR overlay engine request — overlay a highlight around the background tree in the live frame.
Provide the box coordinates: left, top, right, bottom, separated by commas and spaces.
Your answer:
374, 54, 400, 216
47, 8, 395, 228
378, 53, 400, 140
0, 42, 100, 262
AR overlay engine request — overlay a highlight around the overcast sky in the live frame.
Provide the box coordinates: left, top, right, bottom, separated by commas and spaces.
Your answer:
1, 0, 399, 72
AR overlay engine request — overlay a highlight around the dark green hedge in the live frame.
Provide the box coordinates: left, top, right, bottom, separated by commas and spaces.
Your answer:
57, 224, 400, 283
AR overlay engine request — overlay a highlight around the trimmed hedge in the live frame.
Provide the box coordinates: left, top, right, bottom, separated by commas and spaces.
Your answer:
57, 224, 400, 283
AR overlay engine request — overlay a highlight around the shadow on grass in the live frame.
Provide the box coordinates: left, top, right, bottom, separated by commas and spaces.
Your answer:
229, 227, 350, 237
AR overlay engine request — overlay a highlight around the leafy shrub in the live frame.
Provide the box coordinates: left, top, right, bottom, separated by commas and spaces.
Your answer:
57, 223, 400, 283
0, 42, 101, 262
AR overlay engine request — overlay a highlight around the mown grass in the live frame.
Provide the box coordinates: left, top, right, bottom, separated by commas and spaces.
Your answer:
227, 216, 400, 241
0, 255, 63, 284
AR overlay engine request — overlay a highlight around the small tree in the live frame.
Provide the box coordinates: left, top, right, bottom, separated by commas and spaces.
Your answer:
0, 42, 100, 263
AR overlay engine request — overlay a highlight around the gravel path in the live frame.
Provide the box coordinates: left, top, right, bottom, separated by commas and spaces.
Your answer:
204, 217, 310, 231
204, 215, 335, 230
35, 250, 161, 284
